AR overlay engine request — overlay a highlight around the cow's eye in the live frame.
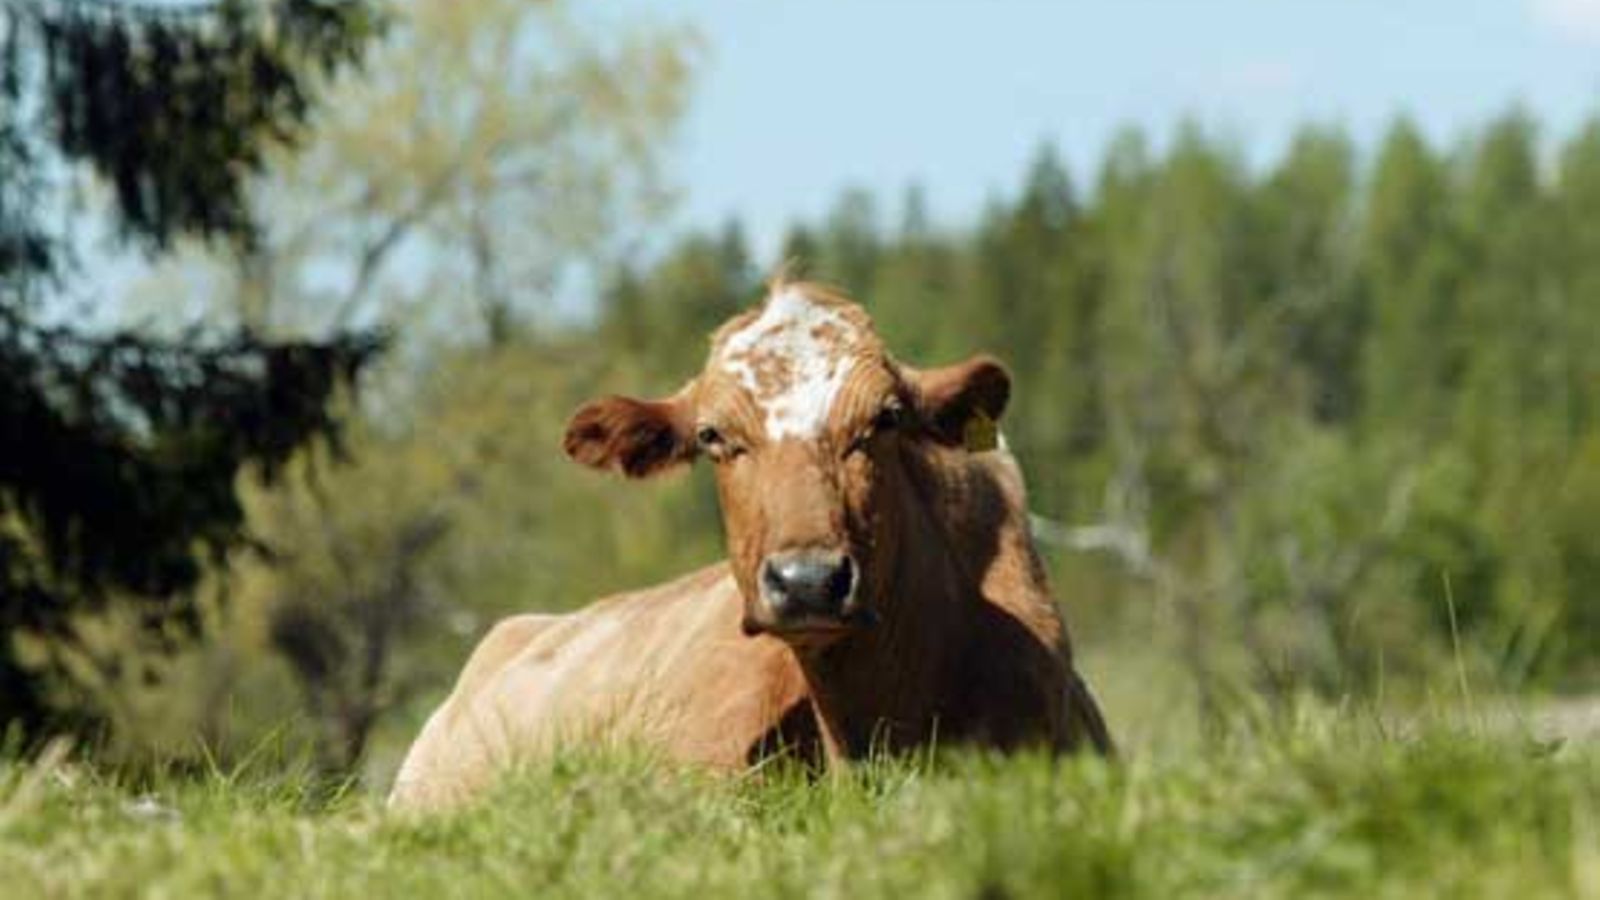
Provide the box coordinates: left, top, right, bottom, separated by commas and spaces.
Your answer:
697, 425, 742, 461
846, 403, 903, 458
873, 402, 904, 433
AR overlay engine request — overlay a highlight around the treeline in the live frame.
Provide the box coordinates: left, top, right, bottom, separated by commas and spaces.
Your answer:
596, 111, 1600, 698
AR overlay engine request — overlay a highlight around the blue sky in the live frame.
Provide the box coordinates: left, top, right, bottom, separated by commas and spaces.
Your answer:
618, 0, 1600, 259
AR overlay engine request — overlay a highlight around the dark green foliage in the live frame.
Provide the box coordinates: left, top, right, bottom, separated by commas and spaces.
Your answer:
1254, 128, 1361, 423
9, 0, 377, 249
0, 0, 378, 736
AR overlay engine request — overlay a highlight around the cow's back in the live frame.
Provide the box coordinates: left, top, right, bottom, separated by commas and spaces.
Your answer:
388, 564, 807, 810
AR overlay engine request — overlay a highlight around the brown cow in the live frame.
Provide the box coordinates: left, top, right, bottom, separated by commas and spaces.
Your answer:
389, 279, 1112, 810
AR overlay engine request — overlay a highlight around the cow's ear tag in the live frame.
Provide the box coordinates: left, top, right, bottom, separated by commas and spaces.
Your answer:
963, 410, 999, 453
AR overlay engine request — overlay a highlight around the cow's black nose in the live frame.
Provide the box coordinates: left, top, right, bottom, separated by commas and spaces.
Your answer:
760, 550, 856, 622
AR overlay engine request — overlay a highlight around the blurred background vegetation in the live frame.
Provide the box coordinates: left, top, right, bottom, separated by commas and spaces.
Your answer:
3, 0, 1599, 789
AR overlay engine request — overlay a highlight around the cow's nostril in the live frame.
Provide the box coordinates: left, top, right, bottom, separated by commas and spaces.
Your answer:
761, 559, 787, 595
825, 556, 854, 603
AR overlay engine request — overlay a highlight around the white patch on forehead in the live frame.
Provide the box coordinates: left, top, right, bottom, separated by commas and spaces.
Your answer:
716, 288, 867, 440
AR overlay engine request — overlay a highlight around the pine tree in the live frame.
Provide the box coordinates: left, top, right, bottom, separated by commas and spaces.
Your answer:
1553, 118, 1600, 438
866, 184, 958, 362
819, 188, 882, 296
1256, 126, 1362, 422
0, 0, 379, 735
1359, 119, 1462, 436
1454, 110, 1558, 453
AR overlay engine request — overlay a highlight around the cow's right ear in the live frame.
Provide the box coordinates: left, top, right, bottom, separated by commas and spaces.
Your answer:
562, 392, 697, 478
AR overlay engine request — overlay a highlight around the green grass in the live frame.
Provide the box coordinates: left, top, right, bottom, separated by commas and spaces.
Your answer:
1, 715, 1597, 899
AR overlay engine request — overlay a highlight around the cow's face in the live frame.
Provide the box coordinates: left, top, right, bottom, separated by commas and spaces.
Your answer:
564, 283, 1009, 650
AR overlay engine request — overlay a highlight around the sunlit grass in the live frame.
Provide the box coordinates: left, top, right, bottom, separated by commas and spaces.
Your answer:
0, 708, 1595, 899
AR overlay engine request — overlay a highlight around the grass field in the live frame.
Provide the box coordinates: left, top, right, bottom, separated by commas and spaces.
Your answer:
2, 708, 1596, 899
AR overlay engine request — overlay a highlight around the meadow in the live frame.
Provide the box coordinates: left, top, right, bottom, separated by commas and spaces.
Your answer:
6, 3, 1600, 897
3, 701, 1596, 899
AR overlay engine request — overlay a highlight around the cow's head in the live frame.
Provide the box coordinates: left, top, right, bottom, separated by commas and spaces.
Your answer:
563, 281, 1009, 649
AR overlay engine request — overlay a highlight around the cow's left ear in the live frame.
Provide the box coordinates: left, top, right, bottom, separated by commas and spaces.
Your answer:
909, 355, 1011, 448
563, 390, 698, 478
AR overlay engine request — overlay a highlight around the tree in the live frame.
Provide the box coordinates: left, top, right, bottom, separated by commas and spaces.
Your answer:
598, 217, 754, 377
818, 188, 882, 298
1254, 127, 1362, 423
868, 183, 960, 362
99, 0, 700, 771
1552, 118, 1600, 440
1358, 119, 1462, 435
127, 0, 697, 346
0, 0, 380, 737
1454, 111, 1563, 454
971, 144, 1102, 513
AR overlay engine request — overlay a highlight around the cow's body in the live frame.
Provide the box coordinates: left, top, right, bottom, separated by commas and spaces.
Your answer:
390, 566, 806, 808
390, 282, 1111, 811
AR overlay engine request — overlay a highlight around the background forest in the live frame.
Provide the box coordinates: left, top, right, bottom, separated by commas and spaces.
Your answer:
5, 0, 1600, 789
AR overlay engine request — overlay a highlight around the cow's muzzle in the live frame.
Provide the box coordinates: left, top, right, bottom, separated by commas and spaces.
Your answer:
743, 548, 871, 637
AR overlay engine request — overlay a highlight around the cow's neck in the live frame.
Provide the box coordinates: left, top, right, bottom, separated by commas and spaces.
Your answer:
796, 445, 1043, 762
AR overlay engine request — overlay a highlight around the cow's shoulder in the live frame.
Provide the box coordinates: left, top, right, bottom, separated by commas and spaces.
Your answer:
481, 561, 742, 697
437, 564, 730, 719
452, 613, 559, 701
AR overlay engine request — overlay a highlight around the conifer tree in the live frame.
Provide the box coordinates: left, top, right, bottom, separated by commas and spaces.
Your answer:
0, 0, 379, 734
1359, 120, 1461, 435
